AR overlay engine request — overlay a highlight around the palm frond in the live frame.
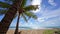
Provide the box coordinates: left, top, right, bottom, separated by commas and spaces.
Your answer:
0, 2, 11, 8
23, 5, 38, 11
21, 13, 28, 22
5, 0, 14, 1
0, 10, 7, 15
24, 11, 37, 19
21, 0, 33, 7
21, 0, 27, 7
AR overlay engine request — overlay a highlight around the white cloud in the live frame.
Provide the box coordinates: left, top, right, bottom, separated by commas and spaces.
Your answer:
31, 0, 42, 13
19, 8, 60, 28
20, 6, 60, 28
40, 8, 60, 19
31, 0, 41, 5
48, 0, 57, 6
36, 8, 60, 27
19, 21, 38, 27
36, 8, 60, 24
42, 17, 60, 26
37, 17, 45, 22
20, 0, 60, 28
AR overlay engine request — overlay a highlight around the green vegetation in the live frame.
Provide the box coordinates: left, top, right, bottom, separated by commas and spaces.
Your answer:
43, 30, 55, 34
0, 0, 38, 34
55, 30, 60, 34
43, 29, 60, 34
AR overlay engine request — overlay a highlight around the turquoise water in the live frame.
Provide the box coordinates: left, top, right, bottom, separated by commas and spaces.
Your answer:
9, 26, 60, 30
9, 26, 32, 30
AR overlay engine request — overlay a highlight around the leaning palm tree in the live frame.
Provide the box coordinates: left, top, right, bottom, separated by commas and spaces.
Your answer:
0, 0, 24, 34
0, 0, 38, 34
14, 5, 38, 34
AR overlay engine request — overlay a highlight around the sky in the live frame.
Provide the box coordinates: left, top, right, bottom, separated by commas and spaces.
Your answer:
0, 0, 60, 29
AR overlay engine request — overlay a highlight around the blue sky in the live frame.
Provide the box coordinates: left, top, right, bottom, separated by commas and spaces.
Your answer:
0, 0, 60, 29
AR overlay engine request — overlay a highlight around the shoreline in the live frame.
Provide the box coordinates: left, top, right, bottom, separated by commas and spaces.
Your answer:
6, 28, 59, 34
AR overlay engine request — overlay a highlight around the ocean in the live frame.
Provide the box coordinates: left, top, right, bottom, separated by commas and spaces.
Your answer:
9, 26, 60, 30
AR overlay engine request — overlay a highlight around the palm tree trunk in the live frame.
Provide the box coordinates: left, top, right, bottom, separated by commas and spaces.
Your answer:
0, 0, 23, 34
14, 12, 20, 34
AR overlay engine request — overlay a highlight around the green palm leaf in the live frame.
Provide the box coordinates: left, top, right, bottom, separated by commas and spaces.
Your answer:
24, 11, 37, 19
0, 0, 38, 21
21, 13, 28, 22
0, 2, 11, 8
23, 5, 38, 11
21, 0, 27, 7
0, 10, 7, 15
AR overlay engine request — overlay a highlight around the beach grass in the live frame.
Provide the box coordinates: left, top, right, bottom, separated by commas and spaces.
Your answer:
43, 30, 55, 34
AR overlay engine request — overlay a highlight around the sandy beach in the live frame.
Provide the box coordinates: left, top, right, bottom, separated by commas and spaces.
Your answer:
6, 29, 45, 34
6, 28, 60, 34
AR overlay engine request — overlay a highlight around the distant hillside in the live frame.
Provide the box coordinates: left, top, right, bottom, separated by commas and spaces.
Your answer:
46, 26, 60, 28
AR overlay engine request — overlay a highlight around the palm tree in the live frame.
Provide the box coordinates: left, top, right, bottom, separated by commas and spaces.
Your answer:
0, 0, 23, 34
0, 0, 38, 34
14, 5, 38, 34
